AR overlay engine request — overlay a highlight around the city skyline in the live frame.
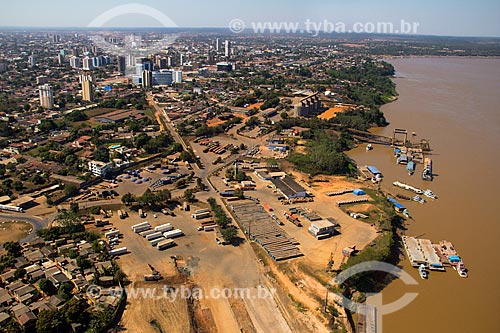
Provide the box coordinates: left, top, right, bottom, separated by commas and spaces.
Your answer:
0, 0, 499, 37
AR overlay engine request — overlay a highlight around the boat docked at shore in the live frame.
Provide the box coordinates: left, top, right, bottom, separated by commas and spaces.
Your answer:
393, 181, 423, 194
422, 157, 433, 181
424, 189, 438, 199
407, 161, 416, 175
366, 144, 373, 151
419, 264, 428, 279
457, 262, 468, 278
413, 195, 425, 204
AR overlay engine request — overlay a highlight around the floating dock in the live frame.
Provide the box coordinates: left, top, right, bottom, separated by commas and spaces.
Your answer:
418, 239, 445, 271
402, 236, 426, 267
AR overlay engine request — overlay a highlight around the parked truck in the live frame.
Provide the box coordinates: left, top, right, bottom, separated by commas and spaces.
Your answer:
154, 224, 173, 233
131, 221, 149, 230
109, 247, 127, 256
163, 229, 184, 239
139, 209, 146, 218
157, 239, 175, 250
104, 230, 120, 238
146, 232, 164, 241
191, 212, 211, 219
139, 229, 157, 238
149, 237, 165, 247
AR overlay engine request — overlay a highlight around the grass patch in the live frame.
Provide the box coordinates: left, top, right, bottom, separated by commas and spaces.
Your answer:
84, 107, 116, 118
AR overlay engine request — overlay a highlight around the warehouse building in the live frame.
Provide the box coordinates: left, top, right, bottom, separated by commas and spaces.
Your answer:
270, 175, 307, 199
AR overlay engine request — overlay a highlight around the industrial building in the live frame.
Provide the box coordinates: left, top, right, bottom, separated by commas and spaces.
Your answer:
270, 175, 307, 199
293, 92, 322, 117
308, 219, 337, 239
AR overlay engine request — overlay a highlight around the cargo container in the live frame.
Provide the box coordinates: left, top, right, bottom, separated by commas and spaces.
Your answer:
133, 225, 151, 233
105, 230, 120, 238
146, 232, 164, 241
203, 225, 216, 231
154, 224, 173, 233
139, 229, 156, 238
263, 203, 273, 212
149, 237, 165, 246
0, 204, 23, 213
200, 220, 216, 226
131, 221, 149, 230
109, 247, 127, 256
191, 212, 210, 219
157, 239, 175, 250
220, 191, 235, 197
163, 229, 184, 239
194, 209, 210, 214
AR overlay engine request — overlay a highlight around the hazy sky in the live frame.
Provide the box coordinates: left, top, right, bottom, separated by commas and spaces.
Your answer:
1, 0, 499, 37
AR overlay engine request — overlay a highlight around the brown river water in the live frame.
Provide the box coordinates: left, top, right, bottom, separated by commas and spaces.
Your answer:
347, 57, 500, 333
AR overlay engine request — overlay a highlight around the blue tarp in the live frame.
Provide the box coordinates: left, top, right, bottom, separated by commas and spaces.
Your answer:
388, 198, 406, 210
367, 166, 382, 175
394, 148, 401, 154
353, 189, 366, 196
449, 256, 461, 262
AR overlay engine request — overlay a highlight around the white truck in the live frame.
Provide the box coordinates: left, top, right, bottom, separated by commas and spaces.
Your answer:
146, 232, 164, 241
109, 247, 127, 256
154, 223, 173, 232
163, 229, 184, 239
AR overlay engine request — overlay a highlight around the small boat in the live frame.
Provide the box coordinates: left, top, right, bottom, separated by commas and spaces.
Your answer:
366, 144, 373, 151
403, 209, 411, 218
423, 189, 437, 199
397, 154, 408, 165
407, 161, 416, 176
413, 195, 425, 204
396, 194, 412, 201
457, 262, 468, 278
422, 158, 433, 181
412, 132, 417, 136
418, 264, 428, 279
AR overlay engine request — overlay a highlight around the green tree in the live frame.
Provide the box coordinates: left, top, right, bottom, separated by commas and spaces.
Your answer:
221, 226, 238, 243
36, 310, 64, 333
38, 279, 57, 295
3, 241, 21, 256
121, 193, 136, 205
13, 180, 24, 191
183, 189, 195, 202
64, 184, 79, 197
14, 268, 26, 280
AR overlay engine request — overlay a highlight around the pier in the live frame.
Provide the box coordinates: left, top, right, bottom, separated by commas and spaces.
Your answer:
346, 128, 431, 151
402, 236, 427, 267
418, 239, 445, 271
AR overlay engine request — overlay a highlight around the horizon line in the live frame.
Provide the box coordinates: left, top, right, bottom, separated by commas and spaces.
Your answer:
0, 26, 499, 39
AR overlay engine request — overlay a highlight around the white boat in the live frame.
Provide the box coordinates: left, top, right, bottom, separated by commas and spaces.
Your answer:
403, 209, 412, 219
457, 262, 468, 278
418, 264, 428, 279
366, 144, 373, 151
413, 195, 425, 204
424, 189, 438, 199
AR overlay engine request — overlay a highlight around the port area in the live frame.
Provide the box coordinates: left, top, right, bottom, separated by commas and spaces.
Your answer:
402, 236, 466, 275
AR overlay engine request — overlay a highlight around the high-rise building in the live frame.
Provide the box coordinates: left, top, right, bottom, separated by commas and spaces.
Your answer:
224, 40, 231, 58
82, 57, 93, 70
173, 71, 183, 83
28, 55, 35, 67
73, 47, 79, 57
215, 38, 220, 51
51, 35, 60, 43
82, 79, 94, 102
167, 56, 175, 67
142, 70, 152, 88
36, 76, 49, 85
117, 56, 126, 73
126, 54, 135, 67
180, 54, 185, 66
39, 84, 54, 109
0, 63, 7, 73
70, 56, 81, 68
57, 53, 64, 65
152, 70, 173, 85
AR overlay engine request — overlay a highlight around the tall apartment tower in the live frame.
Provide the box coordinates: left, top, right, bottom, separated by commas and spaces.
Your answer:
117, 56, 126, 73
224, 40, 231, 58
82, 79, 94, 102
215, 38, 220, 51
142, 70, 152, 88
39, 84, 54, 109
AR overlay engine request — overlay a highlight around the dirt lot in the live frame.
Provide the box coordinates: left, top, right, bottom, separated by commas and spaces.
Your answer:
0, 220, 33, 243
317, 105, 352, 120
107, 203, 299, 333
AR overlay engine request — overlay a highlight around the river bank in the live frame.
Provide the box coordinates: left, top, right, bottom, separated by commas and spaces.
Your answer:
348, 57, 500, 333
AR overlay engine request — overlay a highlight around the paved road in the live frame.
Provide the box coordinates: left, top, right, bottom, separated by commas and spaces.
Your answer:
0, 213, 52, 243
